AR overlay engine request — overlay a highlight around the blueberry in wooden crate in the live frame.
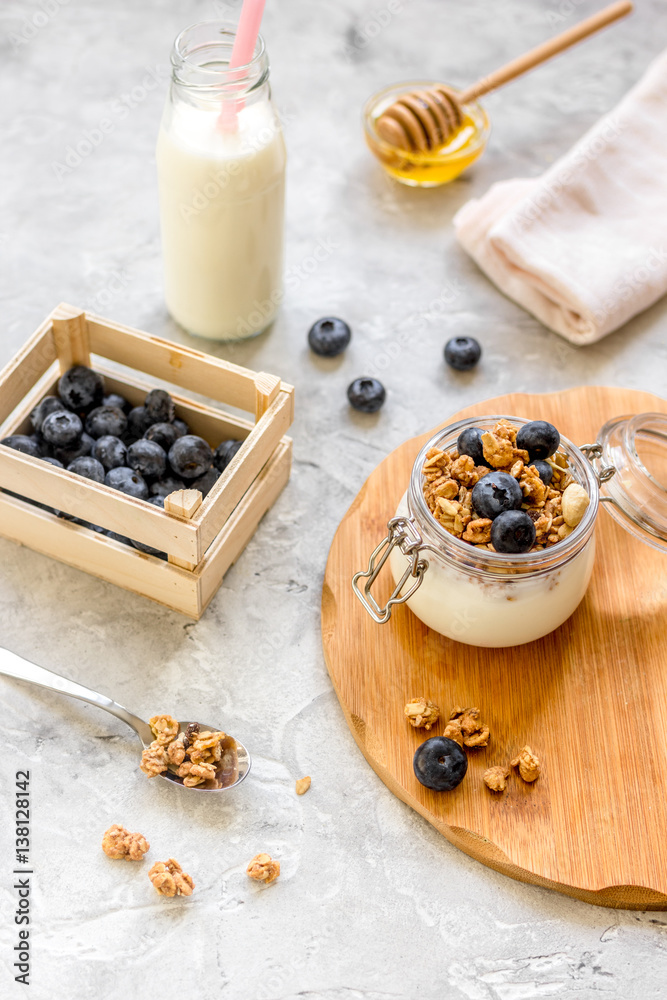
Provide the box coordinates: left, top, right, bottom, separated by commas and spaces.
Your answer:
0, 304, 294, 618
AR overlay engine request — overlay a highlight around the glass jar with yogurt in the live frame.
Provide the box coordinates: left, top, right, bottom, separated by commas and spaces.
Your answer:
353, 413, 667, 648
157, 21, 286, 341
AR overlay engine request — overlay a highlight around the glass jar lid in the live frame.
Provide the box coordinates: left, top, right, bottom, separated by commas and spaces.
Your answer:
592, 412, 667, 554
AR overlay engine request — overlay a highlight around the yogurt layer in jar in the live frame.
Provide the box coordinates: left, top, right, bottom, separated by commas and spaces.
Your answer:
355, 416, 599, 648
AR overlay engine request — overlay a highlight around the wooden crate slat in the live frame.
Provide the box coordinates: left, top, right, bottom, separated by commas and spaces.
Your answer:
51, 304, 91, 371
0, 492, 201, 618
87, 314, 273, 416
0, 448, 199, 563
255, 372, 281, 417
165, 489, 202, 572
198, 439, 292, 612
0, 316, 58, 424
193, 387, 294, 554
0, 364, 62, 439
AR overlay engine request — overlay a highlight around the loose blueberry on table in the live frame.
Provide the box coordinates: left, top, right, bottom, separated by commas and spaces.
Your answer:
347, 377, 386, 413
444, 336, 482, 371
307, 317, 352, 357
413, 736, 468, 791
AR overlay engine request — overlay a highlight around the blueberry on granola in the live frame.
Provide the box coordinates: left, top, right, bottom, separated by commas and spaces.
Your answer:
471, 472, 522, 520
444, 336, 481, 371
491, 510, 536, 553
531, 459, 553, 485
456, 427, 488, 467
516, 420, 560, 461
413, 736, 468, 791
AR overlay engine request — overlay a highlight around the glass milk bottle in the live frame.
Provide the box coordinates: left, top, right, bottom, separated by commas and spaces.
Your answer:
157, 21, 286, 341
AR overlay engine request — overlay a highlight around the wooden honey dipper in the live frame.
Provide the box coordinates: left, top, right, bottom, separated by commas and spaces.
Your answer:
376, 1, 633, 152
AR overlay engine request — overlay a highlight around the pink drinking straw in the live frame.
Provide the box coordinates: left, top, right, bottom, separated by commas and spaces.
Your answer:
218, 0, 266, 131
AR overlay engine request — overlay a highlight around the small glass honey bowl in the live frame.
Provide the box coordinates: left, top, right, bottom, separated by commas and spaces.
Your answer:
363, 81, 490, 187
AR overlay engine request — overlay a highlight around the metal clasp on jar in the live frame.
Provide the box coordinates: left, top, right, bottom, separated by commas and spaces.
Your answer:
352, 515, 428, 624
580, 442, 617, 503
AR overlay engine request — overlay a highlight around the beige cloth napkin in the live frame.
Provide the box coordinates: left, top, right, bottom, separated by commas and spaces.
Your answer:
454, 49, 667, 345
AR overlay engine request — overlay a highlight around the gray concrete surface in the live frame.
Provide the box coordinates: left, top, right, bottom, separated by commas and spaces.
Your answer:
1, 1, 666, 997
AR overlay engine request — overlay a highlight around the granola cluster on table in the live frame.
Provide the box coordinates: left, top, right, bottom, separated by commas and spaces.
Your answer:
422, 418, 588, 552
140, 714, 228, 787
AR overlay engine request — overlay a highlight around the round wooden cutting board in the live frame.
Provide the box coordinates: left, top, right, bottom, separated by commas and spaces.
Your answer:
322, 387, 667, 909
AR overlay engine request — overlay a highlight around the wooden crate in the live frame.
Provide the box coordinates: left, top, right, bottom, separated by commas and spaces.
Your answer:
0, 303, 294, 618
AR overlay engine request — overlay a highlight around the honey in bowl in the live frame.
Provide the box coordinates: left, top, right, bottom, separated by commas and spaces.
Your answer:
363, 82, 490, 187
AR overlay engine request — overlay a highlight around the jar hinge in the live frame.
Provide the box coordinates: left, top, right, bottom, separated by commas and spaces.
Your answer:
351, 516, 428, 624
580, 442, 617, 503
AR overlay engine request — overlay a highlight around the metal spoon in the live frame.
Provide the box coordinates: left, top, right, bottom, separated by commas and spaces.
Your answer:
0, 645, 251, 791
